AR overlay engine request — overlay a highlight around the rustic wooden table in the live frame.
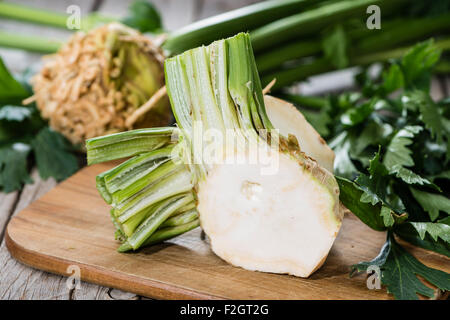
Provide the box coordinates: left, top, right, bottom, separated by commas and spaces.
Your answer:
0, 0, 449, 300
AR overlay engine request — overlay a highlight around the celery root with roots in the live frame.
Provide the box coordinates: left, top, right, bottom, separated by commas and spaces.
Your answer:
87, 33, 342, 277
27, 23, 171, 145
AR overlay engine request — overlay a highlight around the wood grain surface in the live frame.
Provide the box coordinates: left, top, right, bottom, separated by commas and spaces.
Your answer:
5, 163, 449, 300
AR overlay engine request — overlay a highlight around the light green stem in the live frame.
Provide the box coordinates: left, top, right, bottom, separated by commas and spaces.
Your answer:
0, 31, 61, 53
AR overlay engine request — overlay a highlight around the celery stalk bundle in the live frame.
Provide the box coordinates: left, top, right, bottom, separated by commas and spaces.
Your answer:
86, 127, 199, 252
87, 33, 342, 277
2, 0, 449, 91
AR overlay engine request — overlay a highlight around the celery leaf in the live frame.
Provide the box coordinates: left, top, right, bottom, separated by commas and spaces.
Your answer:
31, 128, 79, 181
0, 143, 33, 193
410, 188, 450, 221
352, 235, 450, 300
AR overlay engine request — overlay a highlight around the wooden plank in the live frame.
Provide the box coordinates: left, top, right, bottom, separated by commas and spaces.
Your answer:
5, 163, 449, 300
0, 0, 201, 300
0, 192, 18, 242
0, 0, 140, 300
0, 169, 71, 300
0, 170, 129, 300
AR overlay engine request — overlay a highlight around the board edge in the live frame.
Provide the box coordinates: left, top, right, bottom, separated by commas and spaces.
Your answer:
5, 216, 225, 300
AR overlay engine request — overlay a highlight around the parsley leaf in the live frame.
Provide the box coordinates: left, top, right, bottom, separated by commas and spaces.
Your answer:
410, 187, 450, 221
336, 176, 386, 231
0, 143, 33, 193
0, 58, 29, 104
356, 149, 390, 207
403, 91, 445, 143
31, 128, 79, 181
382, 125, 436, 186
383, 126, 422, 169
0, 56, 79, 192
329, 132, 358, 179
401, 39, 441, 90
321, 41, 449, 299
381, 64, 405, 94
395, 222, 450, 257
122, 0, 163, 33
407, 222, 450, 243
352, 234, 450, 300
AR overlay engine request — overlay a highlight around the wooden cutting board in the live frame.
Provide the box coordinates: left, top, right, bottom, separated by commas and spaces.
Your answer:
5, 163, 449, 299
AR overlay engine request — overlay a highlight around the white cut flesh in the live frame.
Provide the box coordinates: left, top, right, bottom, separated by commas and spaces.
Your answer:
197, 144, 342, 278
265, 95, 335, 173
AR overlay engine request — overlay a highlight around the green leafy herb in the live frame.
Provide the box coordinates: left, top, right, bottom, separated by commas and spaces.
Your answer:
288, 40, 450, 299
401, 40, 441, 89
0, 58, 29, 103
0, 56, 79, 192
383, 126, 422, 170
122, 0, 163, 33
352, 234, 450, 300
31, 128, 78, 181
336, 176, 385, 231
355, 149, 390, 207
395, 222, 450, 257
0, 143, 32, 193
407, 221, 450, 243
410, 188, 450, 221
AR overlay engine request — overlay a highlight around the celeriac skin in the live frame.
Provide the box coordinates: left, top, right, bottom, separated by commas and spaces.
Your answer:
265, 95, 335, 172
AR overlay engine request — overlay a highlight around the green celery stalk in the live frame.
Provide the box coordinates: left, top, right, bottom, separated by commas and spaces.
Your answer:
262, 37, 450, 88
122, 200, 196, 239
95, 146, 175, 204
250, 0, 401, 52
173, 202, 197, 216
160, 209, 198, 228
256, 14, 450, 75
124, 193, 195, 250
121, 202, 158, 237
140, 219, 200, 248
0, 31, 61, 53
96, 172, 112, 204
118, 218, 200, 252
256, 40, 321, 73
162, 0, 318, 55
103, 145, 175, 194
183, 47, 225, 132
227, 33, 272, 131
210, 40, 240, 130
111, 160, 179, 205
114, 167, 193, 223
164, 55, 195, 131
355, 13, 450, 53
86, 127, 175, 165
0, 2, 116, 31
0, 2, 68, 28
